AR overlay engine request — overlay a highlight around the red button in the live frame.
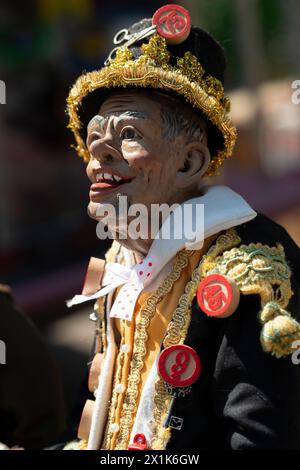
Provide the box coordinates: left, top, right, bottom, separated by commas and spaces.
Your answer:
197, 274, 240, 318
128, 433, 147, 450
158, 344, 201, 388
152, 4, 191, 45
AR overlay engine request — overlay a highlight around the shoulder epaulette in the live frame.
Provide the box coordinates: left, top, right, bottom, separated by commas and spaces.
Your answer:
201, 229, 300, 358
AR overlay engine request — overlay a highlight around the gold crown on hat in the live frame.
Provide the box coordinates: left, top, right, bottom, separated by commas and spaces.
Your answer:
111, 34, 231, 112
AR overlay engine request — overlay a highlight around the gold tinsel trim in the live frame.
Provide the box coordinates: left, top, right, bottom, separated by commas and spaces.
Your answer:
66, 35, 237, 177
138, 34, 171, 69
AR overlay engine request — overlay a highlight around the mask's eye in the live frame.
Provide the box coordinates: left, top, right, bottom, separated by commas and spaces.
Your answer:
121, 127, 139, 140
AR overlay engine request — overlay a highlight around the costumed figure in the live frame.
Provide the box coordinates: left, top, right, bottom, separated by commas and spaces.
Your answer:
65, 4, 300, 450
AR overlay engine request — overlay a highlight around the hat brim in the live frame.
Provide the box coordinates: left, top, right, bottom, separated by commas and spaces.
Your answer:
67, 63, 237, 176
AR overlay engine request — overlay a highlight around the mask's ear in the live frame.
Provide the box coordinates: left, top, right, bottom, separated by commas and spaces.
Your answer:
175, 141, 211, 189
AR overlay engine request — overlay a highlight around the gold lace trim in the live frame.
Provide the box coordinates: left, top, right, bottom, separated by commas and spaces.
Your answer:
102, 319, 126, 449
104, 249, 194, 449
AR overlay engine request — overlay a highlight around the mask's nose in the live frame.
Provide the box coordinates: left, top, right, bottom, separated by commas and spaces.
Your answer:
87, 131, 121, 163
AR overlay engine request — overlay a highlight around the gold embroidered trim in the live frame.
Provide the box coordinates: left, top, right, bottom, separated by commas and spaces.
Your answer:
102, 319, 126, 449
151, 228, 241, 449
206, 241, 300, 357
67, 34, 236, 177
107, 249, 194, 449
210, 242, 292, 307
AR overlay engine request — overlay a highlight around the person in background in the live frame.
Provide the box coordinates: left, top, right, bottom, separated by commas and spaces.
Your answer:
0, 284, 65, 449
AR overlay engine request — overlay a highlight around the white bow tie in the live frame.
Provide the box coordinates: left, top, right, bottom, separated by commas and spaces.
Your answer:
67, 257, 154, 321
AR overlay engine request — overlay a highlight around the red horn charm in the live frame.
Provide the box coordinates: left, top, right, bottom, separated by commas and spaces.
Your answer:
152, 4, 191, 45
158, 344, 201, 388
197, 274, 240, 318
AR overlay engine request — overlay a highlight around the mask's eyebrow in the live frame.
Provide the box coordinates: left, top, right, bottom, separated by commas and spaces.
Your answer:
120, 111, 147, 119
87, 115, 107, 133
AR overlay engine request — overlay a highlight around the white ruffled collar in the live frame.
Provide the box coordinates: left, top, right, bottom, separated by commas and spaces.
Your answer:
68, 185, 256, 315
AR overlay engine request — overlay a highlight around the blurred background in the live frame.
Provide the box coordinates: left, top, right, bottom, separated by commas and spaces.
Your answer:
0, 0, 300, 434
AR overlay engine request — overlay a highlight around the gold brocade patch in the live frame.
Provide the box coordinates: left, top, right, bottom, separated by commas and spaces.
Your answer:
207, 241, 300, 358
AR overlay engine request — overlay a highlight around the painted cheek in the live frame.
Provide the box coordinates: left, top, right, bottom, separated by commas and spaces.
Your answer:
139, 160, 165, 186
122, 144, 151, 166
122, 144, 168, 185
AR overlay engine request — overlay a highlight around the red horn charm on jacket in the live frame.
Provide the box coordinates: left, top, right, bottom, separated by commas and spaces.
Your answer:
197, 273, 240, 318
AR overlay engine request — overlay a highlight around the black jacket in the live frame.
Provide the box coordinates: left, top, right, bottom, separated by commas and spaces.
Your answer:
167, 214, 300, 450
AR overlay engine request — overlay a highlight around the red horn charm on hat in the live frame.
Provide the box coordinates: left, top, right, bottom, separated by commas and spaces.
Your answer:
152, 4, 191, 45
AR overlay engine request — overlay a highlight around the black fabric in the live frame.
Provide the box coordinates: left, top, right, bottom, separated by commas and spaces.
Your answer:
0, 291, 66, 449
167, 213, 300, 450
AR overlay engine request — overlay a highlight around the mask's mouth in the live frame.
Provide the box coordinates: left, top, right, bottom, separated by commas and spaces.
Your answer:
90, 169, 135, 200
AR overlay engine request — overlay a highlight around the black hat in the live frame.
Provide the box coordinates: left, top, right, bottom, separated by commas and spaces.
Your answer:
67, 4, 236, 175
